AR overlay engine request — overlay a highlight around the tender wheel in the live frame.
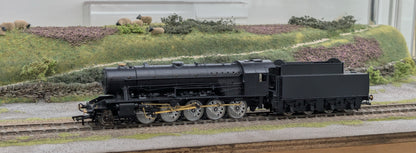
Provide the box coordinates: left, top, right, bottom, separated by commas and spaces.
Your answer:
304, 105, 314, 115
344, 109, 355, 113
303, 111, 313, 115
136, 109, 156, 124
183, 100, 204, 121
324, 109, 334, 114
227, 101, 247, 119
283, 112, 293, 116
98, 110, 114, 125
344, 102, 356, 113
160, 107, 181, 122
205, 99, 226, 120
324, 104, 335, 114
283, 105, 294, 116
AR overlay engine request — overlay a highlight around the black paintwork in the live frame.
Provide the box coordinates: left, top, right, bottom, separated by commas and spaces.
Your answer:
73, 58, 371, 123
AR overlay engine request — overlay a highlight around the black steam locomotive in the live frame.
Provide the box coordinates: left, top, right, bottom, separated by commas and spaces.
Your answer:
73, 58, 372, 125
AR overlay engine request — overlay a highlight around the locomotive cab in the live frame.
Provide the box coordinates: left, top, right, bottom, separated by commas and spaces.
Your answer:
236, 59, 274, 96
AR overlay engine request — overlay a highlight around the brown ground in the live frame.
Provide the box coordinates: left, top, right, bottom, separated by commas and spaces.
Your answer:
275, 142, 416, 153
236, 24, 303, 34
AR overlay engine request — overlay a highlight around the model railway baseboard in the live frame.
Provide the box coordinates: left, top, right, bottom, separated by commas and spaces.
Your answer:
125, 131, 416, 153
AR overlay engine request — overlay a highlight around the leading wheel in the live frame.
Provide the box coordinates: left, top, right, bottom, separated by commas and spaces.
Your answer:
205, 100, 226, 120
98, 110, 114, 126
136, 109, 156, 124
183, 100, 204, 121
227, 101, 247, 119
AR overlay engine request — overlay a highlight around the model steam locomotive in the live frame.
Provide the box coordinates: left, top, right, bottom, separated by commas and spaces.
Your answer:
73, 58, 372, 125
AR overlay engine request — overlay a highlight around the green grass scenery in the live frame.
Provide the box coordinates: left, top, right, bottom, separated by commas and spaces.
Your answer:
0, 135, 111, 147
0, 24, 411, 103
372, 97, 416, 105
0, 94, 99, 104
0, 108, 9, 113
366, 116, 416, 121
0, 25, 371, 85
119, 133, 181, 140
182, 120, 364, 135
45, 25, 411, 86
49, 94, 100, 103
0, 97, 35, 105
0, 117, 71, 124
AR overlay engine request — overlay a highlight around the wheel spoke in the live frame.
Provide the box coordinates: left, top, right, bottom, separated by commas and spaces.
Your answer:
136, 110, 156, 124
98, 110, 114, 126
183, 100, 204, 121
205, 100, 225, 120
160, 107, 181, 122
227, 101, 247, 119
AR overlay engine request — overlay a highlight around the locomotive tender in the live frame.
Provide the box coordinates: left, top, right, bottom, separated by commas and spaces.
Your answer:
73, 58, 372, 125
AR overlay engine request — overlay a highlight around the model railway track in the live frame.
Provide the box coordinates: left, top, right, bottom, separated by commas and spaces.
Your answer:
1, 103, 416, 136
0, 122, 92, 136
361, 103, 416, 109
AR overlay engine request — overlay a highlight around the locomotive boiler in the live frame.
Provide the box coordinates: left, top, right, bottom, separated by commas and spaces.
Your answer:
73, 58, 372, 125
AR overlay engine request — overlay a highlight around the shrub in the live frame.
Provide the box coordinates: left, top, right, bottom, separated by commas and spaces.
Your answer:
161, 14, 237, 34
288, 15, 356, 31
404, 57, 416, 73
116, 24, 146, 34
163, 24, 193, 34
161, 14, 193, 34
393, 57, 416, 79
20, 57, 57, 80
335, 16, 357, 30
47, 67, 103, 84
190, 19, 236, 33
367, 66, 388, 85
161, 14, 186, 26
26, 27, 118, 46
117, 25, 131, 34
